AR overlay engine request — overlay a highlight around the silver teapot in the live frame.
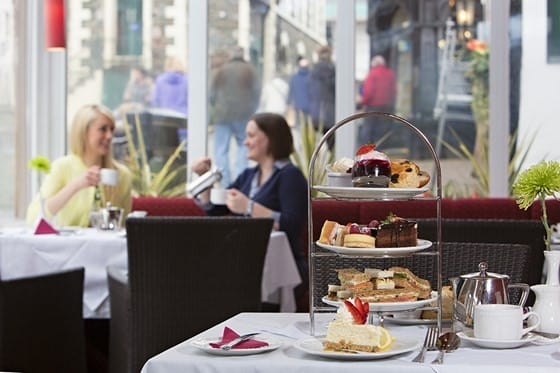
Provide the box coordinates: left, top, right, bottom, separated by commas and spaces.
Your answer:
452, 262, 529, 327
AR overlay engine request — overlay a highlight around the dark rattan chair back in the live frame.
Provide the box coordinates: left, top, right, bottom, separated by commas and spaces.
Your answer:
109, 216, 273, 373
0, 268, 86, 373
313, 241, 532, 308
417, 219, 546, 286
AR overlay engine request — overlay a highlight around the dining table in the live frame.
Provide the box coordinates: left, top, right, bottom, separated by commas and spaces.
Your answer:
0, 227, 301, 318
140, 312, 560, 373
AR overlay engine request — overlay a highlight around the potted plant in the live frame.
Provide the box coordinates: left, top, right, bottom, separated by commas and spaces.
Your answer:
512, 160, 560, 333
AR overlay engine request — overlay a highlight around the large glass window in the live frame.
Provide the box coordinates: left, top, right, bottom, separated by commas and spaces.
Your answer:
0, 1, 15, 224
547, 0, 560, 63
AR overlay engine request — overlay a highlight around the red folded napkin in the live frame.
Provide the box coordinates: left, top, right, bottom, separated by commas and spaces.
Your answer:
209, 327, 268, 349
34, 218, 59, 235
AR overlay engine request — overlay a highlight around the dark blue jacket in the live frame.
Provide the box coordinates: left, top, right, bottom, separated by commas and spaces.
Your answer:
206, 162, 308, 277
288, 68, 311, 114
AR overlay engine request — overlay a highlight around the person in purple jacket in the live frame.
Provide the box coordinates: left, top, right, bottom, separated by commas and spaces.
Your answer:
151, 56, 188, 116
191, 112, 308, 297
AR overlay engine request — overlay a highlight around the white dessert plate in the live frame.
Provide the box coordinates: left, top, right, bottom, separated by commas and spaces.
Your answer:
457, 330, 538, 349
190, 336, 282, 356
315, 239, 432, 257
293, 336, 420, 360
313, 185, 429, 200
322, 292, 438, 312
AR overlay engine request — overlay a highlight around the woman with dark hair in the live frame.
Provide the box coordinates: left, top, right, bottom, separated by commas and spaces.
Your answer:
192, 112, 308, 299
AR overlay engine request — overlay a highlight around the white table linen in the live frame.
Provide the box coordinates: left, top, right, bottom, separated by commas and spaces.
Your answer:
141, 312, 560, 373
0, 228, 301, 317
0, 228, 126, 318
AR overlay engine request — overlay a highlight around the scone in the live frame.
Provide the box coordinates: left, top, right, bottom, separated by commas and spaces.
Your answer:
389, 159, 430, 188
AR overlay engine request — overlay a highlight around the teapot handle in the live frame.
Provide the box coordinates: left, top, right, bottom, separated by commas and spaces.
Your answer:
508, 283, 530, 307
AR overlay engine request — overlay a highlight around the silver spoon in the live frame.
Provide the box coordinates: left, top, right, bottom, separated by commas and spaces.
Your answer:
431, 331, 460, 364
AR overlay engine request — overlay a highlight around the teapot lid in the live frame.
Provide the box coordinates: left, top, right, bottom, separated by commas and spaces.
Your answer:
460, 262, 509, 280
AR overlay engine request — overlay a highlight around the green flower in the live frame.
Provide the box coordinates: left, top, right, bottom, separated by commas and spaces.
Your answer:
513, 161, 560, 209
513, 160, 560, 250
28, 156, 51, 174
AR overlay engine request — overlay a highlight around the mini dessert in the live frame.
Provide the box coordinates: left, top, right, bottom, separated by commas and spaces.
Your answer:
421, 285, 453, 320
374, 215, 418, 248
324, 298, 393, 352
343, 233, 375, 248
329, 157, 354, 173
351, 144, 391, 188
389, 159, 431, 188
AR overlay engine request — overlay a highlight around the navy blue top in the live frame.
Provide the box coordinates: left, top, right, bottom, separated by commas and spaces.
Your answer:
205, 161, 308, 276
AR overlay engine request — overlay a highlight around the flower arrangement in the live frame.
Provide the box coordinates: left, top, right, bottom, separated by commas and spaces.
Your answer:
28, 155, 51, 186
512, 160, 560, 250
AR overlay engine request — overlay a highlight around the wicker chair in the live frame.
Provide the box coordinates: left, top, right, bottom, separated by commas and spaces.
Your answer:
108, 216, 273, 373
416, 219, 546, 286
313, 242, 532, 308
0, 268, 86, 373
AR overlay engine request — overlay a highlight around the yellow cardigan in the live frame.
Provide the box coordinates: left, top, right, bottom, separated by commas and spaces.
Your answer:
26, 154, 132, 227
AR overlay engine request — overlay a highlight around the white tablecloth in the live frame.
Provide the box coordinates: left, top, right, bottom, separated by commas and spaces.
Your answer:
141, 313, 560, 373
0, 228, 301, 317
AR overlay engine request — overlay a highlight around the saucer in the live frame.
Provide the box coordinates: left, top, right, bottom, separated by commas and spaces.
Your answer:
457, 331, 538, 349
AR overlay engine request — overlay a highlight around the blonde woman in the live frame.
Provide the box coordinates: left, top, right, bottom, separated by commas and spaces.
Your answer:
26, 104, 132, 227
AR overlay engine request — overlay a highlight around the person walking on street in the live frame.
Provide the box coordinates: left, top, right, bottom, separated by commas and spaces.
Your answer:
359, 55, 400, 148
210, 46, 260, 185
287, 57, 311, 128
309, 46, 336, 149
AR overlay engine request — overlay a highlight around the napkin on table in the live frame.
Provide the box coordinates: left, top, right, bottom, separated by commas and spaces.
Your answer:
34, 218, 59, 235
209, 327, 269, 349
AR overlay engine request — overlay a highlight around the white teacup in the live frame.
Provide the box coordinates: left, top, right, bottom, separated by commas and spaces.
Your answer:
474, 304, 540, 340
100, 168, 118, 186
210, 188, 227, 205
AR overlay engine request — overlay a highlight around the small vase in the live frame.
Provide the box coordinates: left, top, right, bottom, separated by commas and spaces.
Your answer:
544, 250, 560, 286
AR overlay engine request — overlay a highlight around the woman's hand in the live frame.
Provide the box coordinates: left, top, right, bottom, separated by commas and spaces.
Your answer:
191, 157, 212, 176
226, 188, 250, 215
75, 165, 101, 189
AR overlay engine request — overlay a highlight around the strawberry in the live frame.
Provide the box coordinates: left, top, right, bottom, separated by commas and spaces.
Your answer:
356, 144, 376, 156
344, 299, 367, 324
355, 297, 365, 314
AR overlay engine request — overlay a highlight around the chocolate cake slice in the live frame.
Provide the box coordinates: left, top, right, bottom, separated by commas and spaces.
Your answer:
374, 219, 418, 248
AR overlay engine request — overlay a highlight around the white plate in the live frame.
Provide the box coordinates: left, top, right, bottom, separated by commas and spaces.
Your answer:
457, 330, 538, 349
313, 185, 429, 200
322, 292, 438, 312
190, 336, 282, 356
315, 239, 432, 257
293, 336, 420, 360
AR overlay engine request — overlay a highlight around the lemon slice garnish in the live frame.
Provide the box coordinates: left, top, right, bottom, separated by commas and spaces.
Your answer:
377, 327, 394, 351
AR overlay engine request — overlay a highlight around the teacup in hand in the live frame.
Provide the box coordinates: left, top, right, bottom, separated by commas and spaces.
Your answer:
474, 304, 540, 340
100, 168, 118, 186
210, 188, 227, 205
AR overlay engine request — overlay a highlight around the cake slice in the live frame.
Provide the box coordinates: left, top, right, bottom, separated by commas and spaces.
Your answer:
324, 298, 393, 352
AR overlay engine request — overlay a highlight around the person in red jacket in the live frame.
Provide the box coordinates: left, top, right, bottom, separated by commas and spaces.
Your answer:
359, 55, 402, 148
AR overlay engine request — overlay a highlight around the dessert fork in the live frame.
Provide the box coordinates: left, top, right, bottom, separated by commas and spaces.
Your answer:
220, 332, 260, 350
412, 326, 438, 363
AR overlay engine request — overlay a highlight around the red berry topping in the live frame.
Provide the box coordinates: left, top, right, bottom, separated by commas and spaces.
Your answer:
348, 223, 361, 234
368, 219, 380, 228
344, 298, 368, 324
356, 144, 376, 156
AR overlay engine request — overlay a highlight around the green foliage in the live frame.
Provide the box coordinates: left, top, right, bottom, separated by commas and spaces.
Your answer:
290, 112, 333, 195
512, 161, 560, 250
442, 129, 537, 197
122, 113, 187, 197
